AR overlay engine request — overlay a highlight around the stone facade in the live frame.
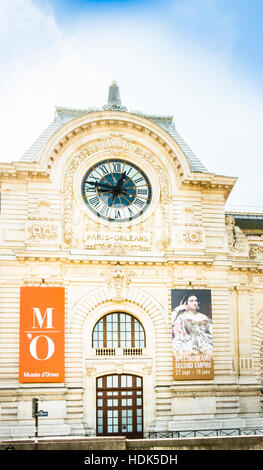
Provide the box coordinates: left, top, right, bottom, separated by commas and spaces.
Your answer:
0, 88, 263, 438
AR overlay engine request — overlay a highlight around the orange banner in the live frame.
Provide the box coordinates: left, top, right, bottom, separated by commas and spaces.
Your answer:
19, 287, 65, 383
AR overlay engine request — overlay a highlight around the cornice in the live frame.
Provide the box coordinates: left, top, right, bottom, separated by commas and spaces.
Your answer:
0, 161, 50, 180
8, 251, 263, 272
183, 173, 237, 195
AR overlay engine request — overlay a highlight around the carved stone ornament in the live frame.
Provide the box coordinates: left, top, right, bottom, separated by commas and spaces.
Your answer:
27, 222, 58, 240
180, 228, 203, 245
225, 215, 248, 255
105, 266, 133, 301
63, 134, 169, 248
175, 207, 204, 246
249, 244, 263, 260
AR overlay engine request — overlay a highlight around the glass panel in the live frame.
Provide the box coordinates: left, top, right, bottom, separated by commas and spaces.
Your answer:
137, 425, 142, 432
137, 398, 142, 406
107, 376, 112, 388
97, 410, 103, 418
107, 375, 118, 388
113, 375, 118, 388
122, 399, 126, 406
127, 376, 132, 387
137, 409, 142, 416
98, 426, 103, 433
128, 425, 132, 432
108, 399, 112, 406
97, 399, 103, 407
136, 377, 142, 387
121, 376, 126, 388
97, 378, 102, 388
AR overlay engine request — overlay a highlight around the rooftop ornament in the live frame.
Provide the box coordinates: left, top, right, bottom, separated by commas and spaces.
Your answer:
103, 81, 127, 111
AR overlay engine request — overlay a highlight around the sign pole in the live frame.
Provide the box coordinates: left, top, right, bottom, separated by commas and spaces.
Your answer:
34, 398, 38, 450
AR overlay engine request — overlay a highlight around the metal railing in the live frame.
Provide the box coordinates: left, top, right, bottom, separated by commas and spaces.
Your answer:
144, 428, 263, 439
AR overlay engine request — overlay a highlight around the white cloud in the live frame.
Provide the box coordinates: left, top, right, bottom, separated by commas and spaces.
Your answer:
0, 0, 262, 208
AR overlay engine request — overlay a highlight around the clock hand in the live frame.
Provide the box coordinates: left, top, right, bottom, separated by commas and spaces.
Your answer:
114, 172, 127, 190
87, 181, 114, 191
109, 192, 118, 207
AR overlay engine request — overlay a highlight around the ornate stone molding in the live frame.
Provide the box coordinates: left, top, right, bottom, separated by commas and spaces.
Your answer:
63, 134, 169, 249
27, 222, 58, 241
225, 215, 248, 255
104, 266, 134, 301
249, 244, 263, 260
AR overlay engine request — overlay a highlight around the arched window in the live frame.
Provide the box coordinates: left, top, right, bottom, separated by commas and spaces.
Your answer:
92, 312, 145, 348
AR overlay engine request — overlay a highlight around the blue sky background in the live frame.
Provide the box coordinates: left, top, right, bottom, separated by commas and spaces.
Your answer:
0, 0, 263, 207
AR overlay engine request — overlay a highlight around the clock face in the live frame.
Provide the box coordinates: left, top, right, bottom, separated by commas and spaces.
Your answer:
81, 159, 152, 223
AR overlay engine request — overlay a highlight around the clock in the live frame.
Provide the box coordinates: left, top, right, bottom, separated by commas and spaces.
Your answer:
81, 158, 152, 223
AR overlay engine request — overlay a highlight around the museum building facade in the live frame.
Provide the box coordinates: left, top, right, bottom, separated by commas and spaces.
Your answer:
0, 83, 263, 438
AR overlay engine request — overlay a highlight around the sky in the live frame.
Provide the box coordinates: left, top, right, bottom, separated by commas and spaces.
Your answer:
0, 0, 263, 208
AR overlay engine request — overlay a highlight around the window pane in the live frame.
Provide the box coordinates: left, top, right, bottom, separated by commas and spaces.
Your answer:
93, 312, 145, 349
136, 377, 142, 387
127, 376, 132, 387
121, 376, 126, 387
107, 376, 112, 388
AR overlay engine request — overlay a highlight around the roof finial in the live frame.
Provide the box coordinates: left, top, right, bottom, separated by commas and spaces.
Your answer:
103, 81, 127, 111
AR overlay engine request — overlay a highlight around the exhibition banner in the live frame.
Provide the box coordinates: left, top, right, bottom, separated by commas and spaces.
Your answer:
19, 287, 65, 383
171, 289, 214, 380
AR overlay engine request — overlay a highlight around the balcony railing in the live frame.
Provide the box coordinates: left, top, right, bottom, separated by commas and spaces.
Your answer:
94, 347, 144, 356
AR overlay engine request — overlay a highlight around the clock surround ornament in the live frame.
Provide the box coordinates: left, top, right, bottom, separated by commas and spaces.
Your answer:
81, 158, 152, 223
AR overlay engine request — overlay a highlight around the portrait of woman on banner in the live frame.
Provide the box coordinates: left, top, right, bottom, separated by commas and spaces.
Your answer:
172, 292, 213, 355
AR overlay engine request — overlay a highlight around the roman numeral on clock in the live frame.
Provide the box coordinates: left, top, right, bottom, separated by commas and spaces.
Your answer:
114, 209, 122, 218
137, 188, 148, 195
99, 205, 109, 216
134, 176, 144, 184
134, 198, 145, 208
112, 163, 121, 172
89, 196, 100, 208
99, 165, 109, 175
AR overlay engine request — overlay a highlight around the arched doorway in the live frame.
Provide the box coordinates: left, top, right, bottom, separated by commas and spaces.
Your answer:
96, 374, 143, 438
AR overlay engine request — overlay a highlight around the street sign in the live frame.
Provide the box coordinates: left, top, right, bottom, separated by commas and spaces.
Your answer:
38, 410, 48, 417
